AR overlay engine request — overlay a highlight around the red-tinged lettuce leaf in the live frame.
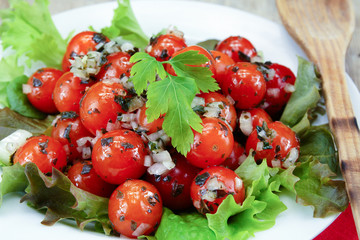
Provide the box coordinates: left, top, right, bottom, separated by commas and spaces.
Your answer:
0, 163, 27, 206
19, 163, 112, 235
293, 158, 348, 217
0, 108, 54, 139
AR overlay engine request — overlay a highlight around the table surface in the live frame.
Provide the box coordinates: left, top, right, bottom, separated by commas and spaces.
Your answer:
1, 0, 359, 91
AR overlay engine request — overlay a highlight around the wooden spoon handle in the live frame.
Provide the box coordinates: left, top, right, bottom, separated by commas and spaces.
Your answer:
315, 48, 360, 232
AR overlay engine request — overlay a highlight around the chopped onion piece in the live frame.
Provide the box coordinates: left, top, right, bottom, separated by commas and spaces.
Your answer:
63, 144, 70, 155
284, 83, 296, 93
191, 97, 205, 108
258, 129, 267, 139
283, 148, 299, 168
128, 96, 145, 112
207, 177, 225, 191
250, 55, 263, 63
22, 84, 32, 94
226, 95, 235, 105
120, 113, 137, 122
91, 130, 103, 146
238, 153, 247, 166
76, 137, 93, 147
271, 159, 282, 168
144, 155, 153, 167
51, 115, 61, 126
267, 88, 280, 98
152, 150, 171, 163
256, 141, 264, 151
106, 120, 121, 132
239, 111, 253, 136
132, 223, 152, 237
166, 25, 184, 38
147, 162, 168, 175
148, 130, 165, 141
121, 42, 135, 52
235, 177, 243, 191
130, 121, 138, 130
82, 147, 92, 159
121, 123, 132, 129
201, 191, 217, 202
267, 68, 276, 81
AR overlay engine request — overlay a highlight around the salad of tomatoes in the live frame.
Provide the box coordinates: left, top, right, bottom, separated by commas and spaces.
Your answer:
0, 0, 349, 240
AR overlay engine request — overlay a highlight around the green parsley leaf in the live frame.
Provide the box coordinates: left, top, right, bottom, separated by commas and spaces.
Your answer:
146, 75, 202, 154
130, 52, 167, 94
169, 51, 220, 93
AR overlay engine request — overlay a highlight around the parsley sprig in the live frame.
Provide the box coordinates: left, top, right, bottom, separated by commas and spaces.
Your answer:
129, 50, 220, 154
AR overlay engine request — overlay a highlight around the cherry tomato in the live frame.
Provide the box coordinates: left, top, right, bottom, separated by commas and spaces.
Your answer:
51, 111, 93, 161
210, 50, 235, 84
221, 62, 266, 110
53, 72, 96, 113
79, 81, 130, 135
190, 166, 245, 214
245, 121, 300, 168
146, 34, 187, 61
67, 161, 117, 198
96, 52, 134, 80
215, 36, 257, 62
108, 179, 163, 238
145, 152, 201, 210
239, 108, 273, 136
92, 129, 147, 185
26, 68, 63, 114
13, 135, 67, 174
62, 31, 109, 71
186, 118, 234, 168
198, 92, 237, 130
262, 62, 297, 116
220, 141, 246, 170
136, 105, 164, 134
166, 45, 216, 77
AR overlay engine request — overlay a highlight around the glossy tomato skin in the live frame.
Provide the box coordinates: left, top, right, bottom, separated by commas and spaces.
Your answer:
145, 152, 201, 210
191, 166, 245, 214
137, 105, 165, 134
239, 108, 273, 136
186, 118, 234, 168
13, 135, 67, 174
108, 179, 163, 238
210, 50, 235, 84
53, 72, 96, 113
62, 31, 109, 71
198, 92, 237, 130
167, 45, 216, 77
220, 141, 246, 170
26, 68, 63, 114
79, 81, 130, 135
67, 161, 117, 198
92, 129, 147, 185
96, 52, 134, 80
262, 63, 296, 116
51, 112, 93, 161
245, 121, 300, 168
215, 36, 257, 62
221, 62, 266, 110
146, 34, 187, 61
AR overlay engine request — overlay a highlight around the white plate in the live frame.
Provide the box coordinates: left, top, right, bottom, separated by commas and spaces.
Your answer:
1, 1, 359, 240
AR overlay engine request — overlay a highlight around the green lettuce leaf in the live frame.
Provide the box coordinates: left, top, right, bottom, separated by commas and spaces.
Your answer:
1, 163, 113, 234
101, 0, 148, 49
280, 57, 321, 127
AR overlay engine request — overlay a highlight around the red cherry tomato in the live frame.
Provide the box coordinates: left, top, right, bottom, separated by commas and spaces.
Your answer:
92, 129, 147, 185
186, 118, 234, 168
221, 62, 266, 110
67, 161, 117, 198
96, 52, 134, 80
145, 152, 201, 210
262, 63, 297, 116
108, 179, 163, 238
167, 45, 216, 77
239, 108, 273, 136
146, 34, 187, 61
51, 112, 93, 161
79, 81, 130, 135
215, 36, 257, 62
190, 166, 245, 214
53, 72, 95, 113
198, 92, 237, 130
220, 141, 246, 170
62, 31, 109, 71
136, 105, 165, 134
26, 68, 63, 114
210, 50, 235, 84
13, 135, 67, 174
245, 121, 300, 168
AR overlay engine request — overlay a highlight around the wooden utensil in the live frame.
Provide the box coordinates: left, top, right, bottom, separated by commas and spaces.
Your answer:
276, 0, 359, 236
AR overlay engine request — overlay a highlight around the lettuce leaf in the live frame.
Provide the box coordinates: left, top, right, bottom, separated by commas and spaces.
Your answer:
101, 0, 148, 49
280, 56, 321, 127
0, 163, 113, 235
0, 0, 67, 109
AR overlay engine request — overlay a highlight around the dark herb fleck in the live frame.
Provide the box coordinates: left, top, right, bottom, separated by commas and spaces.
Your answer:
63, 124, 72, 142
130, 220, 137, 231
92, 33, 107, 43
81, 164, 92, 175
60, 111, 78, 120
101, 137, 113, 147
171, 180, 184, 197
119, 215, 125, 221
195, 172, 210, 187
116, 190, 124, 199
38, 139, 49, 154
32, 77, 43, 87
121, 142, 134, 149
